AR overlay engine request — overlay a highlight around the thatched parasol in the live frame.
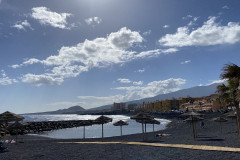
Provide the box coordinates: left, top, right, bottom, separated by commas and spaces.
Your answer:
0, 111, 24, 139
181, 111, 203, 140
94, 115, 112, 138
212, 117, 228, 134
131, 112, 154, 140
144, 119, 160, 132
8, 121, 27, 143
184, 116, 204, 122
80, 120, 92, 139
113, 120, 128, 136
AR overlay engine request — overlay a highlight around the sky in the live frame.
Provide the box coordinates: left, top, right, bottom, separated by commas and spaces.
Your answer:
0, 0, 240, 114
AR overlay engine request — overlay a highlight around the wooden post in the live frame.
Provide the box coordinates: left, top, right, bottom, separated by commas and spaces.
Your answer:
191, 116, 195, 139
4, 121, 7, 136
102, 124, 103, 139
83, 126, 85, 139
120, 126, 122, 136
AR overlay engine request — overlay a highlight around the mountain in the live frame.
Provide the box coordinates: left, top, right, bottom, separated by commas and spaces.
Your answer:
89, 83, 220, 111
52, 105, 85, 114
26, 105, 86, 115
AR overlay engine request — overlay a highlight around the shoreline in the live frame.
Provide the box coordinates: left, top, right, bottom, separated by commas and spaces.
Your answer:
1, 112, 240, 160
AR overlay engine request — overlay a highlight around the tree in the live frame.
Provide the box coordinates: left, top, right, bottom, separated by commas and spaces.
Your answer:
220, 63, 240, 136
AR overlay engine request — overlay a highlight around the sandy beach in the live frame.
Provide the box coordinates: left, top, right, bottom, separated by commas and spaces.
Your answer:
1, 112, 240, 160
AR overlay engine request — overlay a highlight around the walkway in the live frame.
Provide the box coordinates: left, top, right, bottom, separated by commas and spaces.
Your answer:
58, 141, 240, 152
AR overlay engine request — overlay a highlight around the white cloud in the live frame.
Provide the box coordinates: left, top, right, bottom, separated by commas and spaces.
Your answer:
77, 78, 186, 108
114, 78, 186, 100
14, 27, 145, 86
136, 68, 145, 73
222, 5, 229, 9
159, 17, 240, 47
118, 78, 131, 84
13, 27, 178, 86
180, 60, 191, 64
136, 48, 178, 58
31, 7, 72, 29
0, 70, 18, 85
142, 30, 151, 36
133, 81, 143, 85
85, 17, 102, 26
207, 79, 226, 86
182, 15, 193, 20
12, 20, 33, 31
163, 25, 169, 28
108, 27, 143, 49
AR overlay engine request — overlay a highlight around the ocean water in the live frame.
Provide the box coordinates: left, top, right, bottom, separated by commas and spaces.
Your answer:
23, 114, 171, 139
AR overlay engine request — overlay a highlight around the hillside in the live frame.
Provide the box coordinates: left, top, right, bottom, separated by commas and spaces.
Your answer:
89, 83, 220, 111
26, 105, 86, 115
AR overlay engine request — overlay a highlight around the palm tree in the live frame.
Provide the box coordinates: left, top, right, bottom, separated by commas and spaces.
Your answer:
220, 63, 240, 135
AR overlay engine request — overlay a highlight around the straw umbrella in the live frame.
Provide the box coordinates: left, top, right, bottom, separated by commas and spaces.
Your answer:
80, 120, 92, 139
0, 111, 24, 139
113, 120, 128, 136
181, 111, 203, 139
8, 121, 26, 143
144, 119, 160, 132
212, 117, 228, 134
184, 116, 203, 139
94, 115, 112, 138
131, 112, 154, 140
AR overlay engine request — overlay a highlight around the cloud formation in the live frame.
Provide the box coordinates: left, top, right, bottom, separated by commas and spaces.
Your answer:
114, 78, 186, 100
0, 70, 18, 85
76, 78, 186, 108
180, 60, 191, 64
85, 17, 102, 26
222, 5, 229, 9
12, 27, 178, 86
118, 78, 131, 84
163, 25, 169, 28
12, 20, 32, 31
31, 7, 72, 29
159, 17, 240, 47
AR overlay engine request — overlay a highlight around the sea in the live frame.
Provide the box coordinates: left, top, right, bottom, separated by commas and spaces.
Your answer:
22, 114, 171, 139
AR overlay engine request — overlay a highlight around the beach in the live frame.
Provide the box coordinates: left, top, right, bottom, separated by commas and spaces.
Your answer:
1, 112, 240, 160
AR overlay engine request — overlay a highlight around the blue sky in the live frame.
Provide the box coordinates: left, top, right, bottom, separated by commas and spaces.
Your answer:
0, 0, 240, 113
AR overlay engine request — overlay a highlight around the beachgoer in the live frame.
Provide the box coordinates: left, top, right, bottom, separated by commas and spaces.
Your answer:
200, 121, 204, 128
0, 141, 8, 153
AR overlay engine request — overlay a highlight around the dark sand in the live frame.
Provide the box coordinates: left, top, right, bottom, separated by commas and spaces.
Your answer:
1, 112, 240, 160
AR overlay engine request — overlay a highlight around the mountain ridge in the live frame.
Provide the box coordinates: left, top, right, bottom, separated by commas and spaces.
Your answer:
89, 83, 220, 111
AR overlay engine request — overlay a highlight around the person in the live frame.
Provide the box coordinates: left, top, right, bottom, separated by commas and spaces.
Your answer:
0, 141, 8, 153
200, 121, 204, 128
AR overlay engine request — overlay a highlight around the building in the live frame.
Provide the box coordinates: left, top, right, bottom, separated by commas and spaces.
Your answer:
111, 102, 126, 110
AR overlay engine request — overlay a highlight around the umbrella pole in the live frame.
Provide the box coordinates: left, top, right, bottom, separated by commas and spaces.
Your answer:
191, 117, 195, 139
120, 126, 122, 136
145, 122, 146, 133
102, 124, 104, 139
4, 121, 8, 137
83, 126, 85, 139
153, 124, 154, 132
194, 121, 198, 138
141, 122, 144, 140
220, 122, 222, 134
16, 130, 18, 144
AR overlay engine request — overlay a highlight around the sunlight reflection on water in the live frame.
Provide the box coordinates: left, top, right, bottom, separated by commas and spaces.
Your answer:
23, 114, 171, 139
